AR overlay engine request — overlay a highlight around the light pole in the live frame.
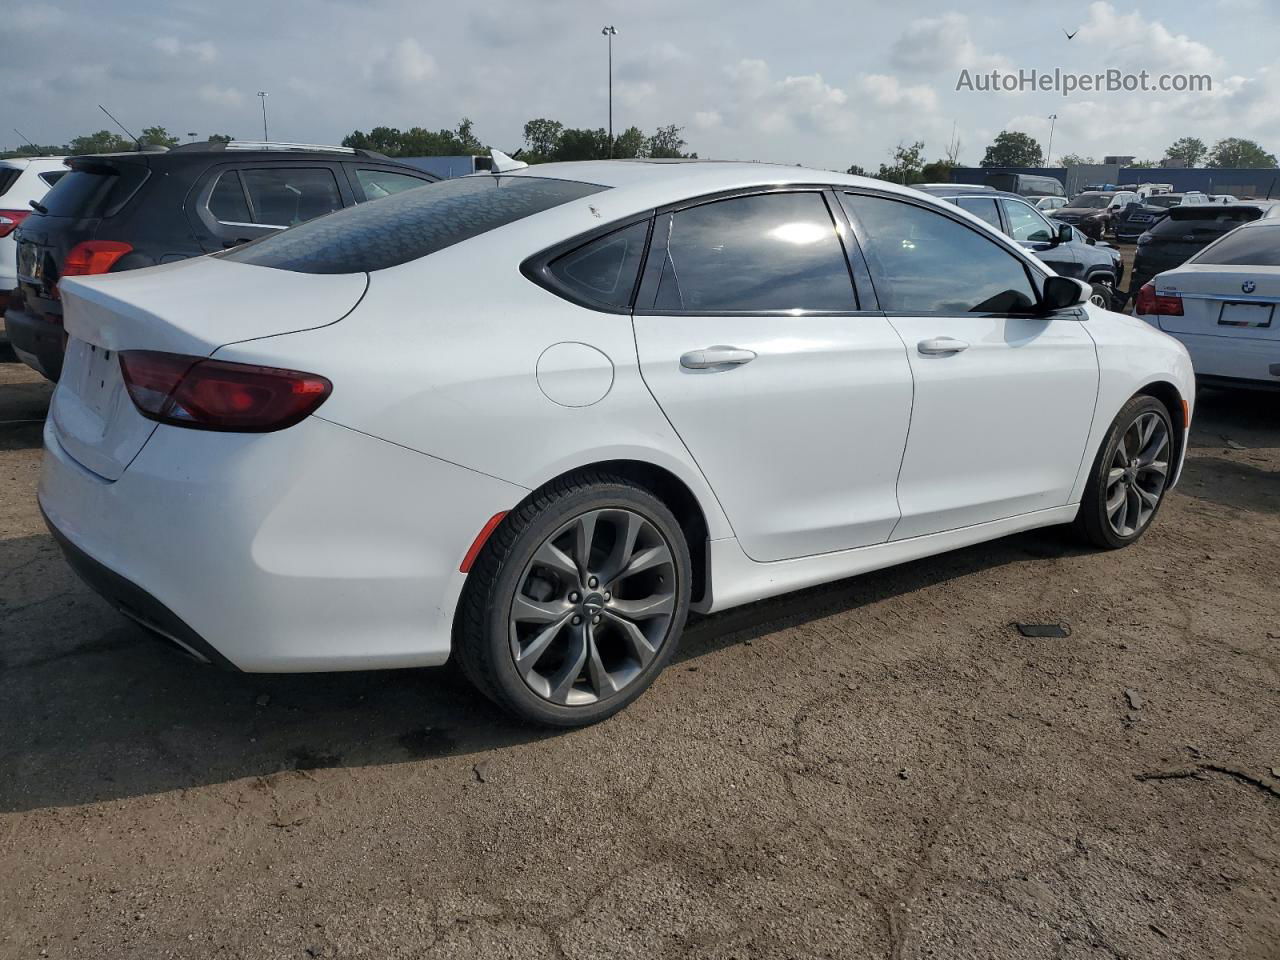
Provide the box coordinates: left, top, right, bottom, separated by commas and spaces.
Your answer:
601, 26, 616, 158
257, 91, 269, 141
1046, 113, 1058, 167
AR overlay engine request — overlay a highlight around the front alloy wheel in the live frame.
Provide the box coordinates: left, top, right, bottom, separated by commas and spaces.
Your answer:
1075, 395, 1175, 549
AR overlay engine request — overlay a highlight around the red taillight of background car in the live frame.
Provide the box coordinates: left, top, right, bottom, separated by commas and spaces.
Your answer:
119, 351, 332, 432
1134, 282, 1184, 316
61, 240, 133, 277
0, 209, 29, 238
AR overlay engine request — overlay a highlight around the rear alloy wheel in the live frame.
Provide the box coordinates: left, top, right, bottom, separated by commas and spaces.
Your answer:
1074, 395, 1174, 549
455, 472, 691, 727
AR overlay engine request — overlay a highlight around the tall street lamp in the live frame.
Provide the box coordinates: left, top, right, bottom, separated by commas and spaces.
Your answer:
257, 91, 270, 141
1046, 113, 1058, 167
601, 26, 617, 158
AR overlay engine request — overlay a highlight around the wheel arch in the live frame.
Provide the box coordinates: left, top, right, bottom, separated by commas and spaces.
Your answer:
1134, 379, 1188, 484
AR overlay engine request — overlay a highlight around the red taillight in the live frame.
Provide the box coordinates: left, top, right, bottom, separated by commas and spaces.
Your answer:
119, 351, 332, 432
1134, 282, 1183, 316
0, 209, 29, 238
61, 240, 133, 277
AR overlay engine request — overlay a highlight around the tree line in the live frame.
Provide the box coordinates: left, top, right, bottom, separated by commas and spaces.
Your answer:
978, 131, 1276, 170
342, 117, 696, 162
1, 127, 234, 159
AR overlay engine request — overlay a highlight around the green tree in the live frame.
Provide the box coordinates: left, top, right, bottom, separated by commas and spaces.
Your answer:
980, 131, 1043, 168
647, 124, 694, 159
877, 141, 926, 184
342, 119, 488, 157
1, 142, 67, 159
1164, 136, 1206, 167
522, 118, 564, 161
555, 127, 610, 161
207, 133, 234, 144
612, 126, 646, 159
1206, 137, 1277, 169
919, 159, 954, 183
140, 126, 179, 148
67, 130, 134, 154
845, 163, 869, 176
1056, 153, 1094, 167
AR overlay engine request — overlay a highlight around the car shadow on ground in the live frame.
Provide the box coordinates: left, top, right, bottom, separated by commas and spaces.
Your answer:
0, 526, 1088, 813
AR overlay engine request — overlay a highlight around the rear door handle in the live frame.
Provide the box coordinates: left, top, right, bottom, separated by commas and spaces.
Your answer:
680, 346, 758, 369
917, 337, 969, 356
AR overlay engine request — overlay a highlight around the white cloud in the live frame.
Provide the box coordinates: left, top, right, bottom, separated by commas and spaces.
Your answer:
369, 38, 437, 93
858, 74, 939, 113
198, 84, 243, 107
693, 110, 723, 130
1076, 1, 1221, 73
153, 36, 217, 64
891, 13, 1010, 73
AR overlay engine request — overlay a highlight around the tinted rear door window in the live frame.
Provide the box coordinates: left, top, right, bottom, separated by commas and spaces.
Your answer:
224, 175, 607, 274
208, 171, 252, 223
653, 191, 855, 312
0, 169, 21, 198
842, 193, 1038, 314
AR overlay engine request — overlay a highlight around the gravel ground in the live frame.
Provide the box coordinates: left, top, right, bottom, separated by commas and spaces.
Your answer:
0, 346, 1277, 960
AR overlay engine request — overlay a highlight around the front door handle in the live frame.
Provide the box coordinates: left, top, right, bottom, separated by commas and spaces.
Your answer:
917, 337, 969, 356
680, 346, 758, 369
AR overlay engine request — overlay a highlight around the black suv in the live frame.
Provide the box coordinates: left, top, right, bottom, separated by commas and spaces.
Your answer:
914, 185, 1125, 308
1129, 203, 1279, 300
9, 141, 438, 380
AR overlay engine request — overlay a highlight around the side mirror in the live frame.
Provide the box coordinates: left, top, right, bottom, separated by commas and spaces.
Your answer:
1042, 275, 1091, 312
1053, 222, 1074, 246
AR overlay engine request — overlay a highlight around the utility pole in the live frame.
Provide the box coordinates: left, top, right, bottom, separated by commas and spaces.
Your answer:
601, 26, 617, 158
1046, 114, 1058, 167
257, 91, 270, 141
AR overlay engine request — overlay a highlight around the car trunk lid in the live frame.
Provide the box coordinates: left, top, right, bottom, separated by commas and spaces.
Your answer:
51, 256, 366, 480
1154, 263, 1280, 340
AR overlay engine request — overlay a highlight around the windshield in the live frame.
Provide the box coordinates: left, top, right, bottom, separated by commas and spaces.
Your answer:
223, 175, 608, 274
1070, 194, 1112, 209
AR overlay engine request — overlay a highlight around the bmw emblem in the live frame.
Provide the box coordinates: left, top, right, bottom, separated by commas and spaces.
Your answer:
1242, 280, 1257, 294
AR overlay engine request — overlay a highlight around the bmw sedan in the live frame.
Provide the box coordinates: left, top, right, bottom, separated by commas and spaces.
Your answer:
39, 159, 1195, 727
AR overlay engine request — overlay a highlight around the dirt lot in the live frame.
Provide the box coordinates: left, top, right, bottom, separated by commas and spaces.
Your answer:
1, 344, 1277, 960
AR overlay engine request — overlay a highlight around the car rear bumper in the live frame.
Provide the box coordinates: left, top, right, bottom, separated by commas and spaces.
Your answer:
5, 306, 64, 380
1146, 327, 1280, 387
39, 414, 527, 672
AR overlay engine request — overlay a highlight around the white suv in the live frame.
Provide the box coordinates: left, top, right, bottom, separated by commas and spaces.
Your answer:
0, 157, 66, 313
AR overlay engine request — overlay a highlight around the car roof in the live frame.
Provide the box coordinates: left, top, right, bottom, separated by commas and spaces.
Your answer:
911, 183, 1025, 201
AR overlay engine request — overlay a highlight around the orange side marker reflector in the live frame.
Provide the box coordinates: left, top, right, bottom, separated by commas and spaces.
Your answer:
460, 512, 508, 573
1181, 397, 1190, 427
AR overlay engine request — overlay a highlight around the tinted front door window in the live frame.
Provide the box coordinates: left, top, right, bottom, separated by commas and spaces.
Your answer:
842, 193, 1038, 314
1000, 199, 1055, 243
654, 192, 855, 312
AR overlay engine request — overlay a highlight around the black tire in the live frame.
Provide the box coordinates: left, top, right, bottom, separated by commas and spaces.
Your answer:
454, 469, 692, 727
1089, 280, 1118, 310
1073, 395, 1174, 549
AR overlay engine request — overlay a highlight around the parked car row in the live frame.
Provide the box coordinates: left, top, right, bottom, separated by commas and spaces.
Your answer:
7, 141, 438, 380
1129, 202, 1280, 300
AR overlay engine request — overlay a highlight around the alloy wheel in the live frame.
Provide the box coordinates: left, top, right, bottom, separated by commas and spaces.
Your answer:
508, 508, 677, 707
1105, 410, 1170, 538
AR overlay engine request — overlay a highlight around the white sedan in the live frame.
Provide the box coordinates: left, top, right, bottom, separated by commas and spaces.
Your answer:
1136, 218, 1280, 388
39, 158, 1195, 726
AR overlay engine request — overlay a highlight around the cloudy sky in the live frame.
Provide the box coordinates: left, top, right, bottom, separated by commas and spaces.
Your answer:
5, 0, 1278, 169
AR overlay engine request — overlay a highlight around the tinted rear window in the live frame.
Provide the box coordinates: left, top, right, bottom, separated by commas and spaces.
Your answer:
38, 163, 149, 217
1149, 208, 1261, 236
1193, 226, 1280, 266
0, 169, 20, 198
223, 175, 607, 274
